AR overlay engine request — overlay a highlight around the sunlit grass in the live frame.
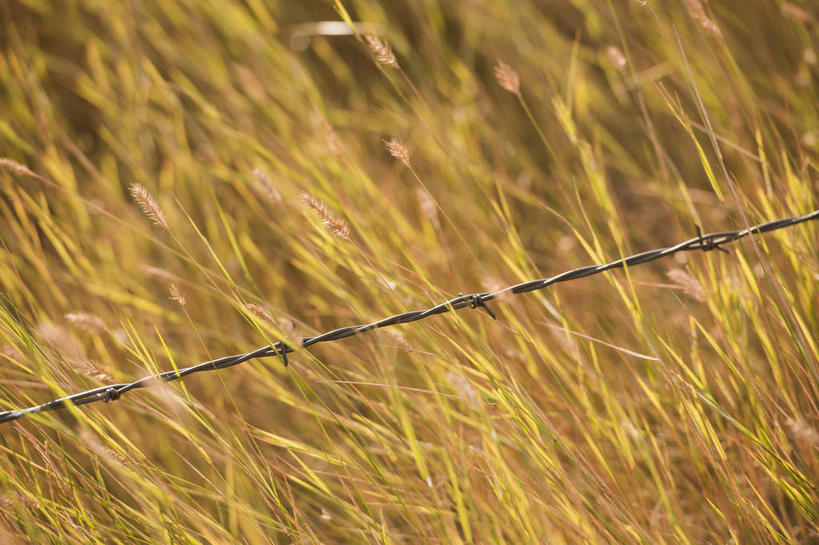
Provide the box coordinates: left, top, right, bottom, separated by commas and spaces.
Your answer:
0, 0, 817, 543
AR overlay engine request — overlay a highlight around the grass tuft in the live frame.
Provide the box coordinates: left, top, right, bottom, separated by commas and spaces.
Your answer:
0, 1, 816, 543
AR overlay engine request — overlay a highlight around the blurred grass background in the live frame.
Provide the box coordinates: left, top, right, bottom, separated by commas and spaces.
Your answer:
0, 0, 817, 543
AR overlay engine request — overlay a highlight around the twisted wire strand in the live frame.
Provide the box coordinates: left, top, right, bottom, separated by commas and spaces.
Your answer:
1, 209, 816, 424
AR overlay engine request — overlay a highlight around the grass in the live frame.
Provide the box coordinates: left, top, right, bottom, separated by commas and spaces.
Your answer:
0, 0, 817, 543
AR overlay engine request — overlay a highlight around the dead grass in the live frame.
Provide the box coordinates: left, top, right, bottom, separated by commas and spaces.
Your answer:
0, 1, 817, 543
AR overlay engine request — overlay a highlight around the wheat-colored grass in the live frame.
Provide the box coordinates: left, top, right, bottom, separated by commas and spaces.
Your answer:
0, 1, 817, 544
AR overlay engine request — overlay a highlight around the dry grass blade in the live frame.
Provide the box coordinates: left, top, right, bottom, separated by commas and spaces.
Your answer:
1, 3, 818, 544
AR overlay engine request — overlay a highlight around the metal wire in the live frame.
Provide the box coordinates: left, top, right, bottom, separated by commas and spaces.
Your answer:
1, 209, 816, 424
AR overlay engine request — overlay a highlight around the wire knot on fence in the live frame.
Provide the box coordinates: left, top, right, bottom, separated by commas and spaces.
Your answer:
0, 209, 816, 424
695, 225, 730, 253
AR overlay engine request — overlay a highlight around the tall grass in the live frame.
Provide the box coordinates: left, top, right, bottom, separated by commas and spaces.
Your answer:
0, 0, 817, 543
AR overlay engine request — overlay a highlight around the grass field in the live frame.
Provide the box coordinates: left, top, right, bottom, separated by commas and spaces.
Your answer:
1, 0, 818, 543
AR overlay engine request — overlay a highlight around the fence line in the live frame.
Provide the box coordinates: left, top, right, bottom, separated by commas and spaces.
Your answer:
1, 209, 817, 424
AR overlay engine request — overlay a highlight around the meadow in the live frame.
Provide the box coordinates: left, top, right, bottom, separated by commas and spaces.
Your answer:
0, 0, 817, 543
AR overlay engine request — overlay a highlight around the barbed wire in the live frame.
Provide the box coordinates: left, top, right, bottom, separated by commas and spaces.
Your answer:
1, 209, 817, 424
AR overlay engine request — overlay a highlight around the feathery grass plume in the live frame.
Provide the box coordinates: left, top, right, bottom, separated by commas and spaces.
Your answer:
234, 64, 266, 101
251, 168, 282, 205
0, 158, 36, 177
683, 0, 722, 36
416, 187, 440, 228
246, 303, 277, 329
35, 322, 83, 359
317, 113, 344, 157
786, 418, 819, 446
169, 284, 186, 306
67, 358, 111, 381
0, 342, 24, 364
494, 60, 521, 96
606, 46, 627, 70
667, 268, 706, 302
138, 264, 178, 281
384, 137, 410, 167
482, 276, 514, 302
1, 491, 40, 509
79, 430, 131, 465
65, 313, 108, 334
301, 192, 351, 240
781, 2, 813, 23
129, 183, 168, 230
382, 328, 412, 350
445, 372, 478, 405
365, 34, 398, 67
547, 322, 580, 358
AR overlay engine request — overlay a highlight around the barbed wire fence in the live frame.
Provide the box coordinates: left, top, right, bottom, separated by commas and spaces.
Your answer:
1, 209, 817, 424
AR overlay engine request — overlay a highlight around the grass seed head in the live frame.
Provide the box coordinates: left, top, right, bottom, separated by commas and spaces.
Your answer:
139, 264, 178, 281
65, 313, 108, 334
416, 188, 439, 228
786, 418, 819, 446
494, 60, 521, 96
252, 168, 282, 205
0, 158, 36, 177
382, 328, 412, 350
445, 372, 479, 405
67, 358, 111, 381
384, 137, 410, 167
35, 322, 83, 359
246, 303, 278, 329
129, 183, 168, 230
365, 34, 398, 67
169, 284, 186, 306
683, 0, 722, 36
667, 268, 706, 302
317, 113, 344, 157
301, 192, 351, 241
606, 46, 627, 70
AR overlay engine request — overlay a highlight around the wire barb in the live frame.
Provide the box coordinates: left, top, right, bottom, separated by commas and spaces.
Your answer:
696, 224, 730, 254
469, 294, 496, 320
0, 209, 816, 424
102, 388, 121, 402
276, 343, 290, 367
